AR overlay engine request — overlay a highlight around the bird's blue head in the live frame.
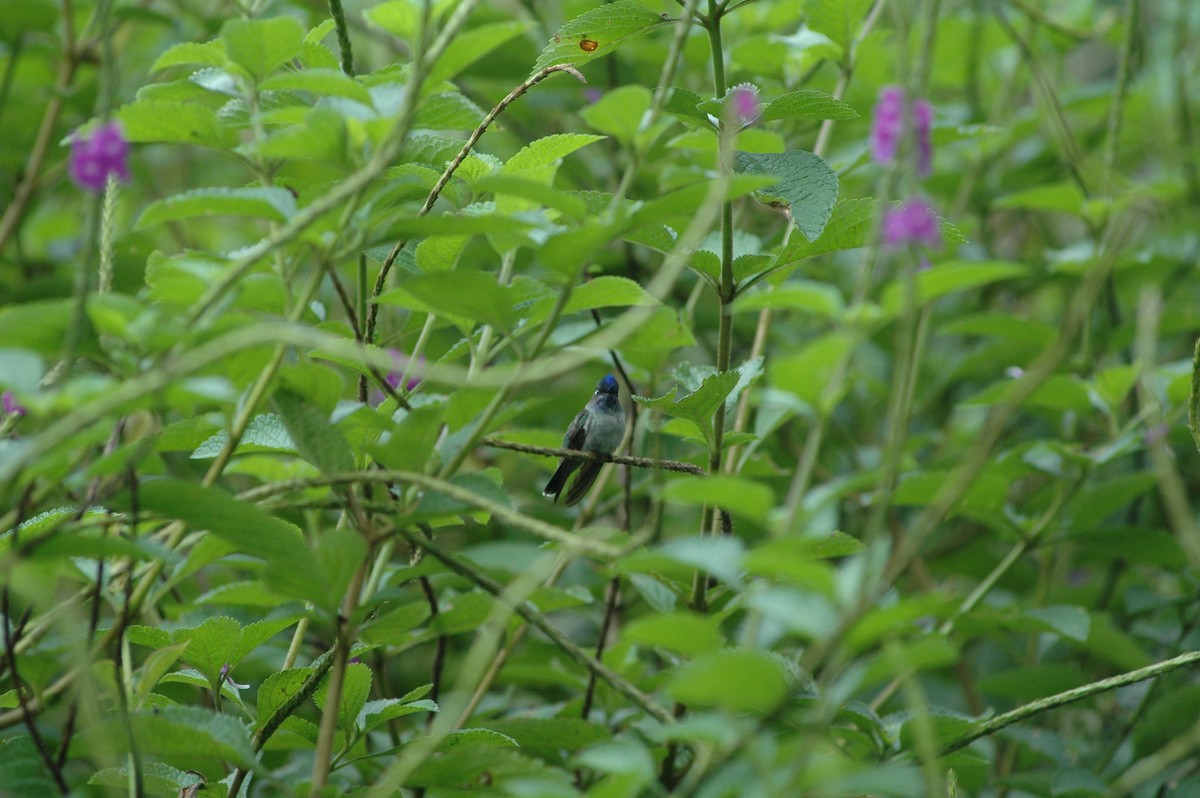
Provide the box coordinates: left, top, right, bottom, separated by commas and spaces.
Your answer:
597, 375, 619, 395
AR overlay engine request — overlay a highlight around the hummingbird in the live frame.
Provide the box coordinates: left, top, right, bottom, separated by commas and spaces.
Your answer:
543, 375, 625, 506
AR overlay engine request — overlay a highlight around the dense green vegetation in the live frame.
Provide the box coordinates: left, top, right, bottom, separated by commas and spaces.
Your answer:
2, 0, 1199, 795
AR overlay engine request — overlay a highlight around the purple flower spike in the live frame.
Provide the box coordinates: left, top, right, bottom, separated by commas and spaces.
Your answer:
871, 86, 905, 164
882, 199, 942, 249
69, 121, 130, 193
2, 391, 26, 417
871, 86, 935, 176
728, 84, 761, 126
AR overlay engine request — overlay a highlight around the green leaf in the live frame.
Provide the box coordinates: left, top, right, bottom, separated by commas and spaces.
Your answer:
761, 89, 859, 122
221, 16, 305, 81
482, 718, 609, 756
880, 260, 1029, 316
363, 0, 422, 40
115, 99, 230, 147
0, 736, 57, 797
426, 21, 528, 85
663, 476, 774, 524
259, 68, 373, 104
366, 404, 445, 473
316, 662, 372, 731
769, 332, 855, 414
664, 87, 711, 126
273, 390, 354, 474
633, 370, 741, 445
136, 187, 297, 229
414, 92, 486, 130
0, 300, 98, 357
90, 763, 204, 796
152, 40, 228, 71
623, 612, 725, 656
534, 1, 666, 71
502, 133, 606, 177
383, 270, 516, 332
768, 197, 876, 275
733, 150, 839, 241
175, 615, 241, 687
471, 175, 589, 219
581, 85, 653, 144
805, 0, 874, 51
1025, 605, 1090, 642
112, 478, 301, 561
995, 181, 1085, 214
310, 529, 369, 613
117, 706, 254, 766
257, 667, 315, 731
191, 413, 296, 458
668, 650, 788, 712
734, 281, 845, 318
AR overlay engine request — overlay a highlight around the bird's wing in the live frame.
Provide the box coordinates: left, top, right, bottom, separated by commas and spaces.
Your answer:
561, 409, 589, 451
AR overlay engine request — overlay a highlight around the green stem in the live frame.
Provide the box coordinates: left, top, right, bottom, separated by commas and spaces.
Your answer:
327, 0, 354, 76
941, 650, 1200, 756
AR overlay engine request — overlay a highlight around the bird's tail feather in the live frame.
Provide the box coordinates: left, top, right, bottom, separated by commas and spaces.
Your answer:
564, 461, 603, 507
543, 460, 575, 502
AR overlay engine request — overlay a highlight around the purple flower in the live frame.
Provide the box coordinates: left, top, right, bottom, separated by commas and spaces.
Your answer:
584, 88, 603, 104
2, 391, 25, 417
871, 86, 933, 176
728, 84, 760, 126
882, 199, 942, 249
385, 349, 423, 393
68, 121, 130, 193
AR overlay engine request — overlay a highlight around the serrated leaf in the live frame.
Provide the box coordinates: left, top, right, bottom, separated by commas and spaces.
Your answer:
502, 133, 606, 176
534, 1, 666, 71
664, 87, 711, 126
634, 370, 741, 445
175, 615, 241, 687
734, 150, 838, 241
152, 40, 228, 71
191, 414, 297, 458
316, 662, 372, 731
414, 92, 486, 130
768, 197, 876, 275
136, 187, 297, 229
257, 667, 315, 730
761, 89, 859, 122
221, 16, 304, 81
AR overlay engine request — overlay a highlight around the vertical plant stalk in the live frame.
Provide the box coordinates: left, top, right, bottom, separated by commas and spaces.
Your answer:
1102, 0, 1139, 194
328, 0, 355, 77
310, 557, 371, 796
690, 0, 732, 614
